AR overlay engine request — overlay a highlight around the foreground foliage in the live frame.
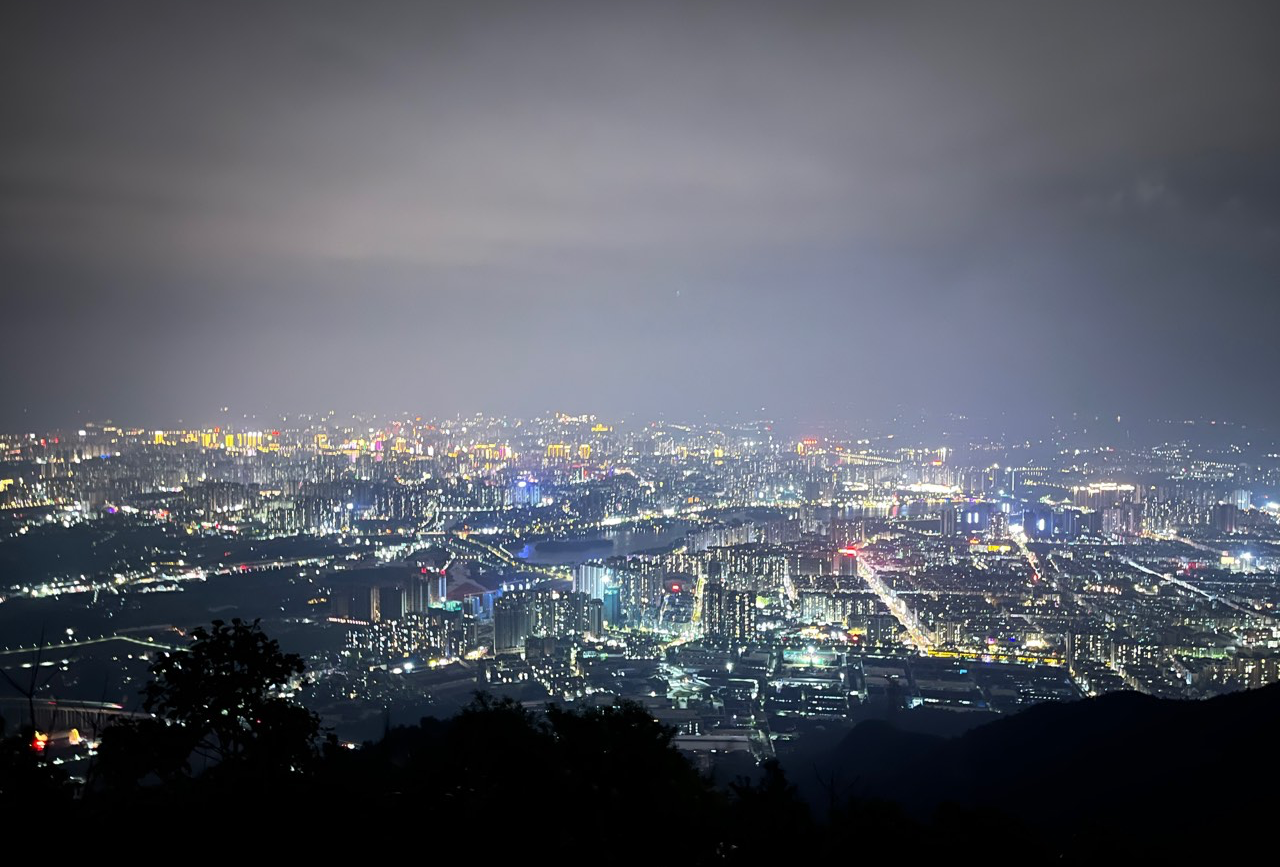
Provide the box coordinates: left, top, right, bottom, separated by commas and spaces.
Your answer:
5, 619, 1277, 862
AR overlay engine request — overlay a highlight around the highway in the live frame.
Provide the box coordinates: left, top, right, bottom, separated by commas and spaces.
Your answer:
1148, 532, 1221, 557
427, 531, 572, 581
0, 633, 182, 657
1011, 532, 1042, 583
856, 554, 935, 651
1122, 556, 1256, 617
691, 573, 708, 624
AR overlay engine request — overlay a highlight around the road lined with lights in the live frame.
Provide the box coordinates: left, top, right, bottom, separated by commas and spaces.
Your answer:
857, 554, 935, 651
1122, 556, 1255, 616
0, 633, 181, 657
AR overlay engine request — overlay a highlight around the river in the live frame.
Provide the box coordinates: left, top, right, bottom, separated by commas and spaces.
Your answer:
511, 521, 693, 566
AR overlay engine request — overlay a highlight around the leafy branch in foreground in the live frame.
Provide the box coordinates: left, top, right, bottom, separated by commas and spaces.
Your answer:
97, 618, 321, 789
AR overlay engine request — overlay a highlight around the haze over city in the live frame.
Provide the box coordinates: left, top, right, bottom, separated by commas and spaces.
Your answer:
4, 1, 1280, 428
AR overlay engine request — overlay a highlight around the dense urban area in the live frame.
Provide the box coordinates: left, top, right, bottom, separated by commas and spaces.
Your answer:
3, 410, 1278, 782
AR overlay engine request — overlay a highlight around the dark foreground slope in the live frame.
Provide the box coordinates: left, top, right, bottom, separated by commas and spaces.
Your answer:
791, 683, 1280, 857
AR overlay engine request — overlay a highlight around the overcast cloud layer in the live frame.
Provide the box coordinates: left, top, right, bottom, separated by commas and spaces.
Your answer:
3, 1, 1279, 428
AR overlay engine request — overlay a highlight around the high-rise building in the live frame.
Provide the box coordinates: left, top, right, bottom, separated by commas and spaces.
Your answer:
574, 562, 610, 601
1212, 502, 1239, 534
508, 477, 542, 507
493, 587, 603, 654
1102, 502, 1142, 537
798, 590, 881, 625
989, 510, 1009, 541
830, 546, 859, 577
348, 608, 468, 662
602, 583, 622, 626
939, 505, 958, 537
329, 568, 430, 623
703, 581, 757, 646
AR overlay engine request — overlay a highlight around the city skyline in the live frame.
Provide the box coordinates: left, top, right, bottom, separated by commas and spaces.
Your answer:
1, 404, 1261, 453
5, 3, 1280, 849
4, 405, 1277, 713
3, 405, 1279, 853
5, 2, 1280, 428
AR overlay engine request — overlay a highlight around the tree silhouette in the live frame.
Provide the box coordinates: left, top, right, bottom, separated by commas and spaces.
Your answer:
98, 618, 320, 789
545, 700, 710, 812
723, 759, 812, 863
0, 626, 60, 732
0, 713, 72, 807
321, 694, 720, 859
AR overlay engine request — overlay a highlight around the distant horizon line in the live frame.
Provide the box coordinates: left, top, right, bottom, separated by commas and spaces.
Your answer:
0, 408, 1265, 438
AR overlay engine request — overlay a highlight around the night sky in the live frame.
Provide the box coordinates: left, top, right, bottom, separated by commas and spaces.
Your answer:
3, 2, 1279, 429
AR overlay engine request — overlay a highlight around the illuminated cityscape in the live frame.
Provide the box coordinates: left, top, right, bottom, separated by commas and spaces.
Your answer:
4, 1, 1280, 857
5, 412, 1279, 753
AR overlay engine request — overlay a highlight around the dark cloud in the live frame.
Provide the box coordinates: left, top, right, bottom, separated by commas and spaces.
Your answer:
2, 1, 1278, 427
